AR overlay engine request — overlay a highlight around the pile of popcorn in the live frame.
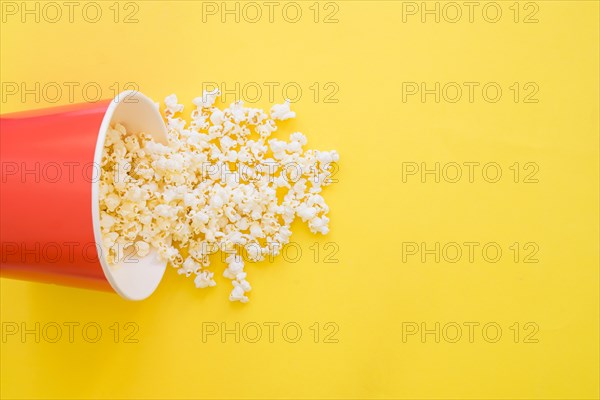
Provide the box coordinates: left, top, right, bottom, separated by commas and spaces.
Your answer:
99, 90, 339, 302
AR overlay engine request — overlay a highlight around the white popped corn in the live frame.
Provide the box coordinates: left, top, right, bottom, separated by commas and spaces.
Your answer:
99, 91, 338, 302
270, 99, 296, 121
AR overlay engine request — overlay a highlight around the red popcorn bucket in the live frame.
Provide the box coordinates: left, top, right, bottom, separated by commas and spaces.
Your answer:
1, 91, 168, 300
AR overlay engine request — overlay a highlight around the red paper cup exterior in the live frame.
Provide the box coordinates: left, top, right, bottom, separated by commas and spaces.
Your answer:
1, 91, 168, 300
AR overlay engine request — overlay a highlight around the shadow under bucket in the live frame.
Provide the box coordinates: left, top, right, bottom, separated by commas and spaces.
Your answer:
1, 90, 168, 300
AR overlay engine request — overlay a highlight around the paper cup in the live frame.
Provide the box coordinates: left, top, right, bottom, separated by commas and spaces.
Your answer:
0, 91, 168, 300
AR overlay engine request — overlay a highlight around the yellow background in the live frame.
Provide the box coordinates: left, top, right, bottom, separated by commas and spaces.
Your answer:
1, 1, 598, 399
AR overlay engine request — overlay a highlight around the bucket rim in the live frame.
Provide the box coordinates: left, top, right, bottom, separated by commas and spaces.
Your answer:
91, 90, 168, 301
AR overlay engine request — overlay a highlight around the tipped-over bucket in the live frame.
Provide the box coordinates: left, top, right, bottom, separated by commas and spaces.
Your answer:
1, 91, 168, 300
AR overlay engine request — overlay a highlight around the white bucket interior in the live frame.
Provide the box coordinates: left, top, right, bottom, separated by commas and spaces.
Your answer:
92, 90, 168, 300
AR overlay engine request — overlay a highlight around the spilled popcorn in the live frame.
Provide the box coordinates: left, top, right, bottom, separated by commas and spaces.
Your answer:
99, 91, 338, 302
